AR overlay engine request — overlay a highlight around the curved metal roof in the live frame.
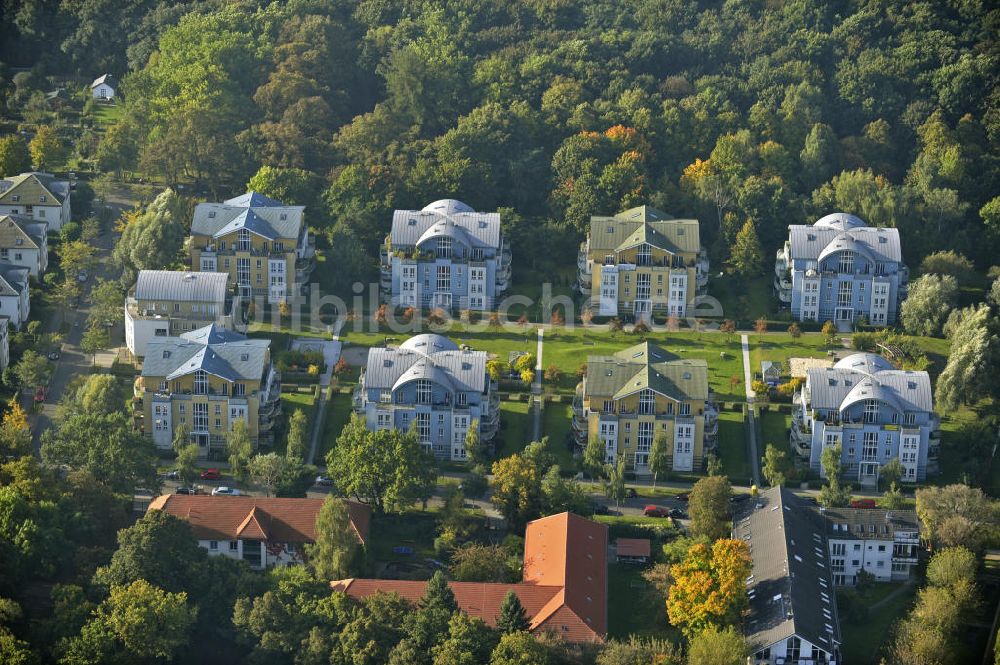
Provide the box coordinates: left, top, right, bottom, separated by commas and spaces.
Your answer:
392, 359, 454, 393
816, 232, 871, 263
833, 353, 895, 375
814, 212, 867, 231
422, 199, 475, 215
399, 334, 459, 353
415, 219, 473, 249
840, 377, 903, 414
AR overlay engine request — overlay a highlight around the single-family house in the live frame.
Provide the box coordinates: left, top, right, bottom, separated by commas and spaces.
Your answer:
0, 263, 31, 329
147, 495, 370, 570
0, 172, 71, 233
91, 74, 116, 100
0, 214, 47, 277
332, 512, 608, 643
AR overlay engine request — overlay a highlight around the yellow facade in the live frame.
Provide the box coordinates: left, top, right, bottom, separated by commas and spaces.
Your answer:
190, 231, 296, 298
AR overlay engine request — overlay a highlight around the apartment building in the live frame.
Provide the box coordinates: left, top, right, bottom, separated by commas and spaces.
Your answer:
0, 172, 71, 232
0, 214, 47, 277
379, 199, 510, 311
0, 263, 30, 329
792, 352, 939, 485
822, 507, 921, 586
125, 270, 245, 358
576, 206, 709, 319
137, 324, 280, 456
353, 333, 499, 461
775, 213, 908, 325
572, 341, 717, 473
739, 487, 842, 665
189, 191, 315, 304
148, 495, 370, 570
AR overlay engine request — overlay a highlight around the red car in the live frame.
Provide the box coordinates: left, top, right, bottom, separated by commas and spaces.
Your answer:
200, 469, 221, 480
850, 498, 877, 509
33, 386, 46, 403
644, 505, 670, 518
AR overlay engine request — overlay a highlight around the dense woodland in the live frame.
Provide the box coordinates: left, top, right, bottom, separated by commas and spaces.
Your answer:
1, 0, 999, 291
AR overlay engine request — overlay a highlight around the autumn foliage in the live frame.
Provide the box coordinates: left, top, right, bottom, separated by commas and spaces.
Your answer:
666, 539, 752, 638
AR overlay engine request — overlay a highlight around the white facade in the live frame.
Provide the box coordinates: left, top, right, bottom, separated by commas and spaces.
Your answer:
0, 318, 9, 374
0, 198, 69, 233
0, 279, 30, 329
672, 421, 694, 471
92, 82, 115, 100
199, 538, 303, 569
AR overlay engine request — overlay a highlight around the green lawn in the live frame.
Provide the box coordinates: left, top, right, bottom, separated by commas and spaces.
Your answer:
278, 389, 317, 456
365, 510, 440, 577
541, 401, 577, 471
840, 583, 916, 665
606, 563, 678, 639
319, 391, 356, 463
92, 102, 123, 126
495, 400, 532, 458
758, 409, 791, 453
710, 273, 778, 326
716, 409, 751, 485
750, 332, 835, 378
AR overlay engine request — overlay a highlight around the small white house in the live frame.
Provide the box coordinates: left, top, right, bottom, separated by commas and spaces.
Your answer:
91, 74, 116, 101
0, 172, 71, 233
0, 263, 31, 330
0, 215, 48, 277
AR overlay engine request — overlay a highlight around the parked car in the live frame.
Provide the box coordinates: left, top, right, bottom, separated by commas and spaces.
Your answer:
593, 503, 610, 516
161, 470, 179, 480
211, 487, 241, 496
76, 271, 88, 282
200, 469, 221, 480
674, 492, 689, 503
47, 351, 60, 361
315, 475, 333, 486
175, 486, 200, 495
850, 498, 877, 509
643, 505, 670, 518
668, 508, 687, 519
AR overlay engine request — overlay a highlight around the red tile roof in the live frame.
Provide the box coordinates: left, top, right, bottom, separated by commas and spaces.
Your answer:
147, 495, 371, 545
615, 538, 651, 557
330, 512, 607, 643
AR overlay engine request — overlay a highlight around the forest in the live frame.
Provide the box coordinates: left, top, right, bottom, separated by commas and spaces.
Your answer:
1, 0, 997, 294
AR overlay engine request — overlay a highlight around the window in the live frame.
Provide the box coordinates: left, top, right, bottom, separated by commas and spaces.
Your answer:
237, 228, 251, 252
229, 541, 239, 552
838, 251, 855, 274
679, 403, 690, 416
864, 399, 879, 423
209, 541, 218, 550
436, 265, 451, 292
380, 390, 391, 404
193, 370, 208, 395
457, 392, 467, 407
637, 421, 653, 453
416, 379, 432, 405
234, 383, 246, 397
636, 244, 651, 266
638, 389, 655, 415
415, 413, 430, 442
436, 236, 452, 258
193, 403, 208, 432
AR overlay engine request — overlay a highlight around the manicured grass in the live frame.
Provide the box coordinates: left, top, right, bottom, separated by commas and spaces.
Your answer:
759, 409, 791, 452
320, 391, 355, 463
716, 409, 751, 485
92, 103, 123, 126
365, 510, 440, 575
840, 583, 916, 665
541, 401, 577, 471
749, 332, 836, 378
606, 563, 678, 639
495, 400, 532, 458
710, 273, 778, 326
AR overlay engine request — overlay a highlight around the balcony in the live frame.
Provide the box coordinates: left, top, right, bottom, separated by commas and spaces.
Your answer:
773, 275, 792, 303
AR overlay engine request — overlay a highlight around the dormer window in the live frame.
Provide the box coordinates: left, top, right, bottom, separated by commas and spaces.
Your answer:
162, 350, 171, 359
14, 238, 22, 246
39, 195, 46, 203
10, 195, 18, 202
208, 211, 216, 218
240, 353, 249, 361
279, 213, 287, 220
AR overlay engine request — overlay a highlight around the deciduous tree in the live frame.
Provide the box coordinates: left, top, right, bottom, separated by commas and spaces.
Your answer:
667, 539, 751, 638
227, 419, 253, 484
306, 495, 362, 580
901, 274, 959, 337
649, 430, 670, 488
490, 453, 542, 532
688, 475, 732, 541
729, 219, 764, 276
687, 626, 749, 665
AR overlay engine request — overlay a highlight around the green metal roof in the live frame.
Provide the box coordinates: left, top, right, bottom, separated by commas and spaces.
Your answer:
586, 342, 708, 401
587, 208, 701, 254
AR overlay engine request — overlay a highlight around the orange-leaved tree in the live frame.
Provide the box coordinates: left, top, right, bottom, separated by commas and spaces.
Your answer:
666, 539, 752, 638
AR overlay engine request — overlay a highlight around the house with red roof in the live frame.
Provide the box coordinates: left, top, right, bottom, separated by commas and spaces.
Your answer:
148, 495, 370, 570
331, 512, 608, 643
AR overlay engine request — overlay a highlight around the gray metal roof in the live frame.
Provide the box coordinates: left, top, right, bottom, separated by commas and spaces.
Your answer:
399, 334, 459, 353
91, 74, 114, 88
0, 262, 29, 296
134, 270, 229, 303
737, 487, 842, 656
141, 325, 270, 382
806, 355, 933, 413
787, 221, 902, 264
364, 336, 487, 393
390, 201, 501, 249
814, 212, 866, 231
821, 507, 920, 540
0, 214, 46, 249
191, 191, 304, 241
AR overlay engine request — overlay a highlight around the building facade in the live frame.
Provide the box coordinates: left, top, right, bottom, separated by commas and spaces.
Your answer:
353, 333, 499, 461
822, 507, 920, 586
91, 74, 116, 100
125, 270, 245, 358
792, 353, 939, 485
739, 487, 842, 665
137, 325, 280, 456
148, 495, 370, 570
189, 191, 315, 304
0, 263, 30, 329
0, 214, 47, 277
775, 213, 908, 325
379, 199, 510, 311
573, 341, 717, 473
0, 172, 71, 232
576, 206, 708, 319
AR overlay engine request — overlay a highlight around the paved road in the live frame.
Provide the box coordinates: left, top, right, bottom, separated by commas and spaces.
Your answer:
740, 334, 762, 487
